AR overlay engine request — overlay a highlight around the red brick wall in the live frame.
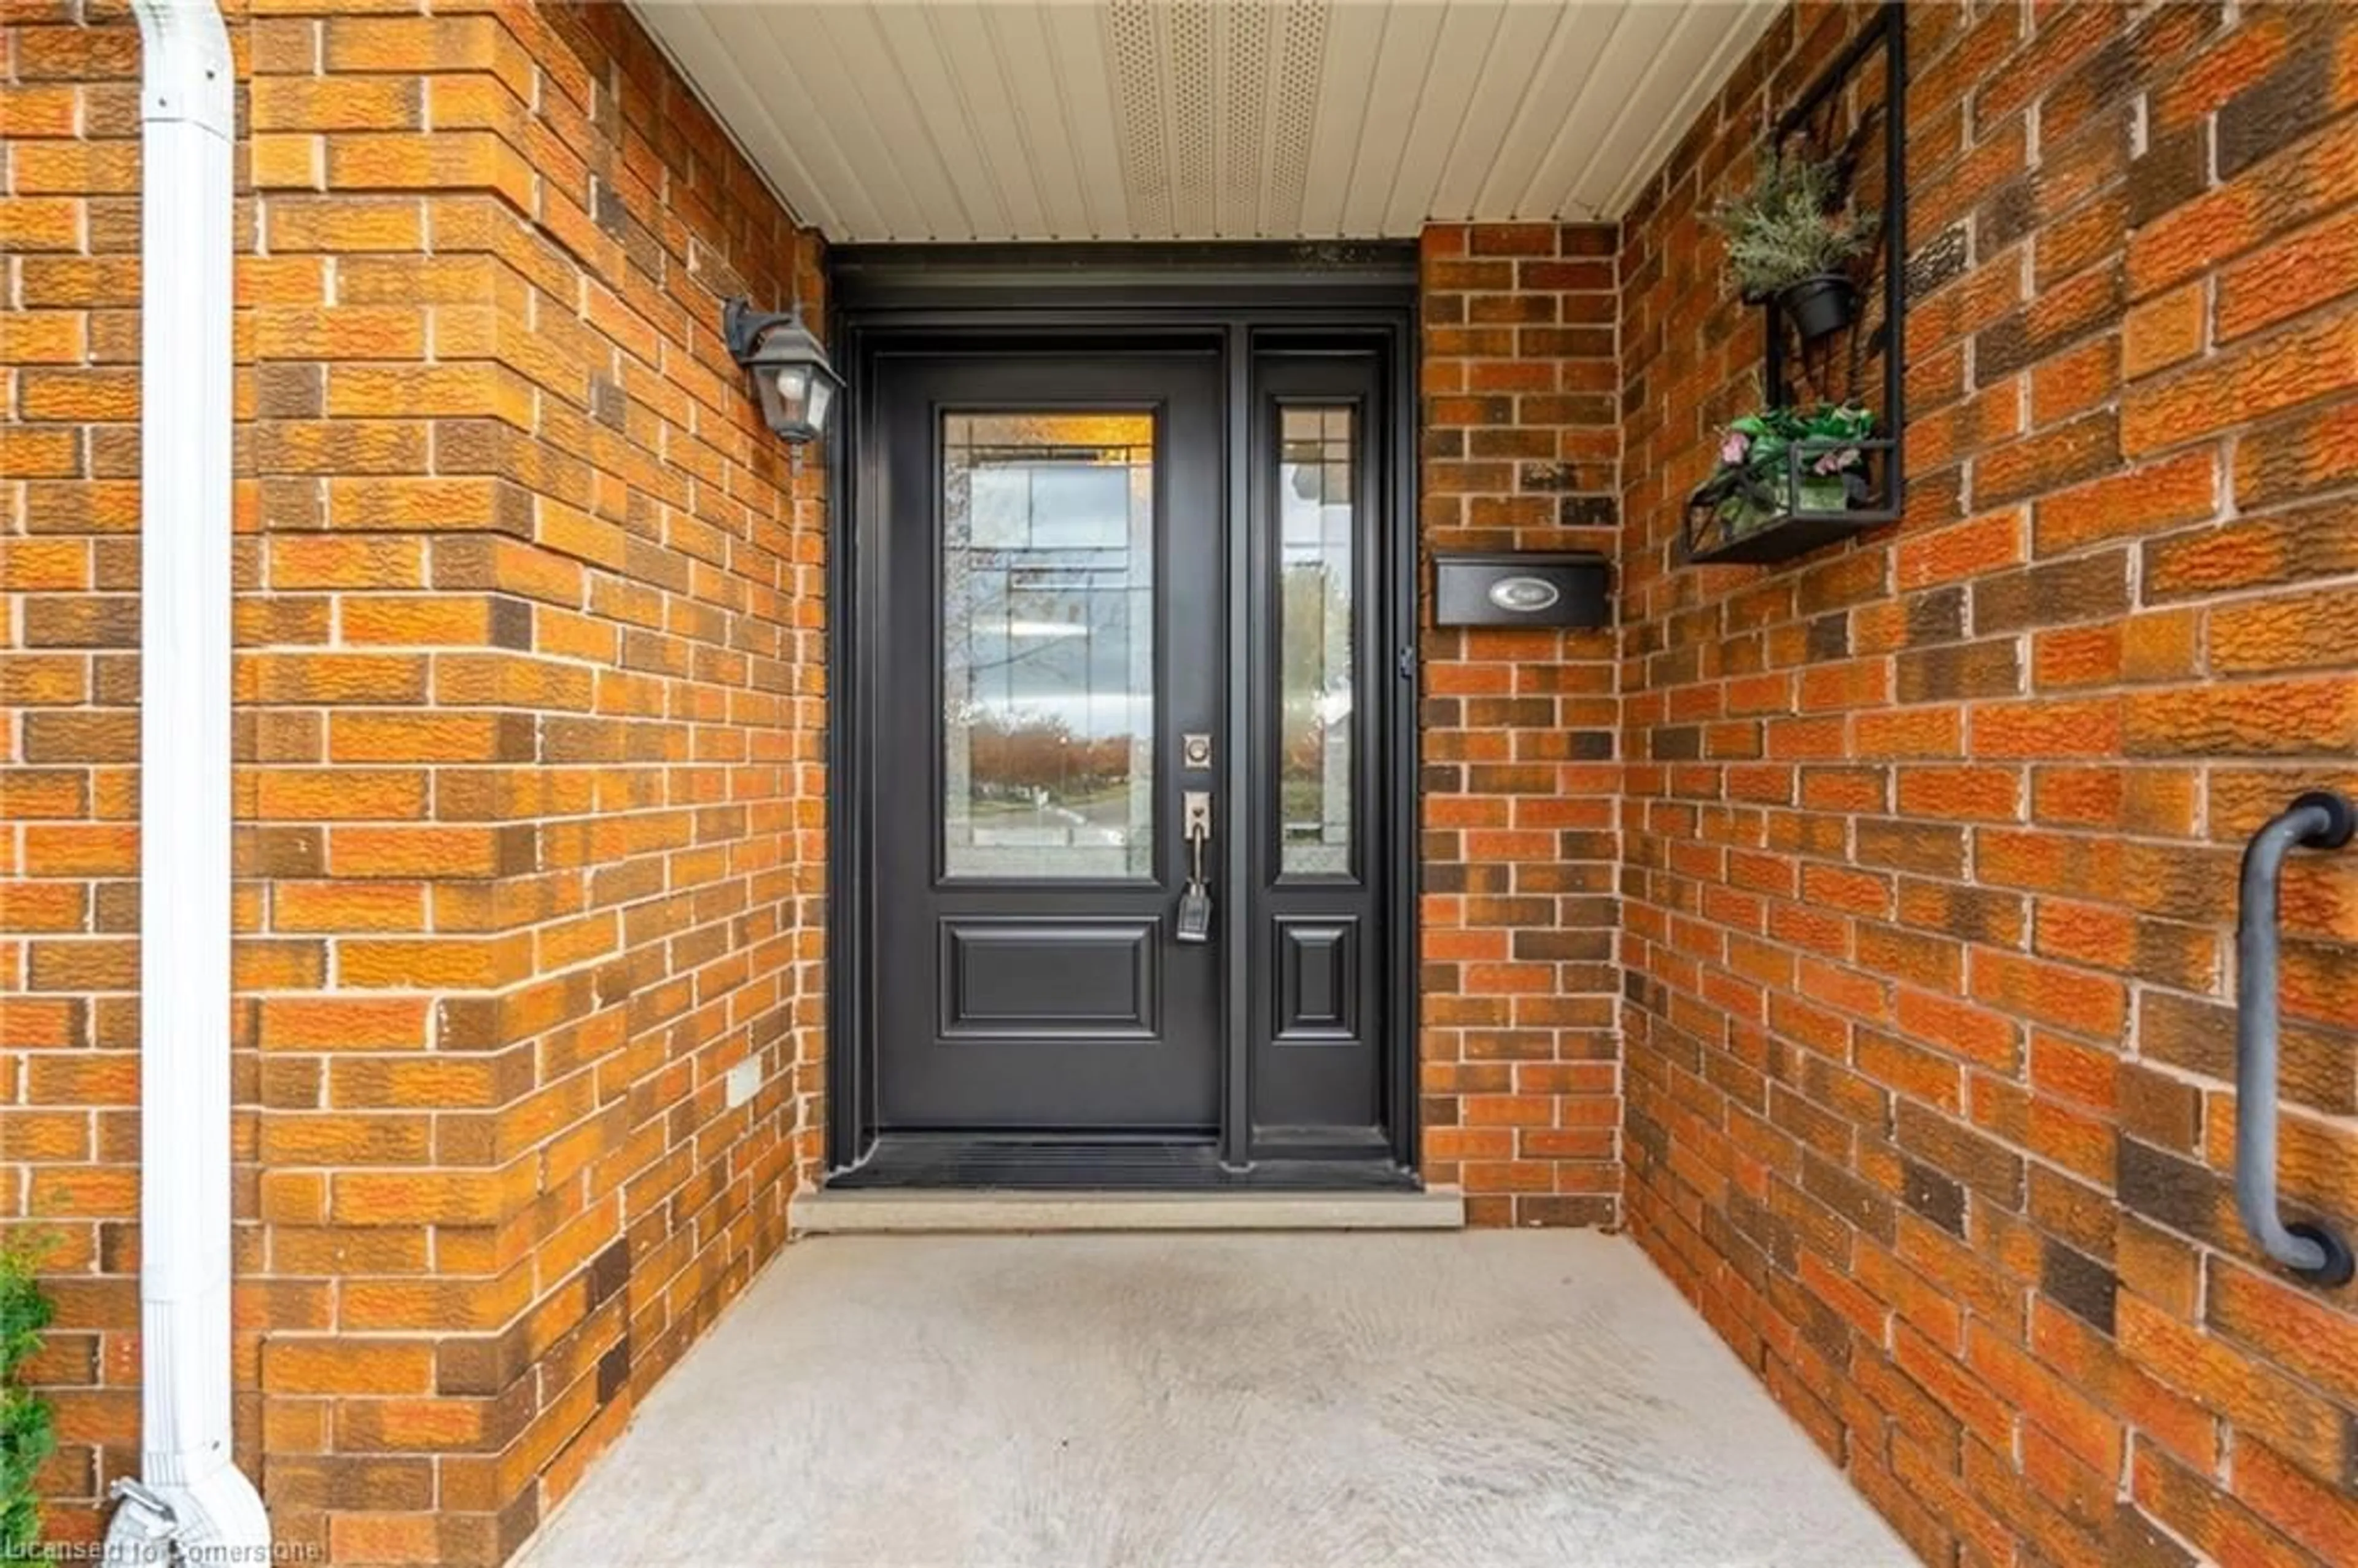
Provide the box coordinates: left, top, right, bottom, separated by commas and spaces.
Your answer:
1620, 3, 2358, 1564
18, 0, 2358, 1562
0, 0, 143, 1537
2, 3, 826, 1561
1418, 223, 1622, 1227
1, 0, 154, 1535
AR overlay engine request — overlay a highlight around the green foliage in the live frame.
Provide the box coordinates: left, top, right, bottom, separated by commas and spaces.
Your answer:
1708, 149, 1878, 301
1695, 403, 1877, 541
0, 1246, 56, 1561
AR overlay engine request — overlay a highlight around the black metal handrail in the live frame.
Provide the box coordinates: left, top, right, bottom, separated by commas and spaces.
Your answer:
2235, 790, 2355, 1287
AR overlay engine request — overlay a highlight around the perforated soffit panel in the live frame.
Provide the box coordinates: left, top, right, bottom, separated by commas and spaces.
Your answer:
628, 1, 1783, 243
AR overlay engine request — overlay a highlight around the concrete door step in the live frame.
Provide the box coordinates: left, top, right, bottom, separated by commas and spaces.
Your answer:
790, 1187, 1466, 1234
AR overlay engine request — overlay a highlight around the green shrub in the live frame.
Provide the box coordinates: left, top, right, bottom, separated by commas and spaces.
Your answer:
1707, 149, 1878, 301
0, 1247, 56, 1561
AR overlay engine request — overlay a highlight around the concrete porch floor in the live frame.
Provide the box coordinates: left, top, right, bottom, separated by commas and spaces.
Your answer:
517, 1232, 1912, 1567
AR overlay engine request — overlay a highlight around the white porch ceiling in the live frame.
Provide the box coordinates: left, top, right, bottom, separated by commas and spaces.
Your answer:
630, 1, 1781, 242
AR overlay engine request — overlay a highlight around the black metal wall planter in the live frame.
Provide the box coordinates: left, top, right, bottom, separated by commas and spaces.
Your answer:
1683, 2, 1907, 568
2234, 791, 2356, 1288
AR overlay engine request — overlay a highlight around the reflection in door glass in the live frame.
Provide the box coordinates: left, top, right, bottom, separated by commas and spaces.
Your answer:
1279, 407, 1353, 877
943, 413, 1155, 880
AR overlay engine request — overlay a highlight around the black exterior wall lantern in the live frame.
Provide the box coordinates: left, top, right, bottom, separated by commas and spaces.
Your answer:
723, 296, 842, 446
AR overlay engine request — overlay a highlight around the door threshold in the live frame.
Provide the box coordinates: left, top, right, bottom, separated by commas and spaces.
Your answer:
824, 1133, 1418, 1192
792, 1187, 1465, 1235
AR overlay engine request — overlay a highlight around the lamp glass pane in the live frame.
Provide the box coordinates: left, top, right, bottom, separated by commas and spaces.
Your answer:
771, 362, 813, 427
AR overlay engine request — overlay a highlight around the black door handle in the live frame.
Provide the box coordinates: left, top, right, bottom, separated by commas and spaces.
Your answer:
2235, 790, 2355, 1287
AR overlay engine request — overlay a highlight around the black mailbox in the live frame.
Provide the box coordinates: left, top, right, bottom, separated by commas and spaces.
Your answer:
1432, 553, 1609, 629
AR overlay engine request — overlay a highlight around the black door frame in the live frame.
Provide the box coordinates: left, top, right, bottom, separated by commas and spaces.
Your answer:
825, 243, 1421, 1178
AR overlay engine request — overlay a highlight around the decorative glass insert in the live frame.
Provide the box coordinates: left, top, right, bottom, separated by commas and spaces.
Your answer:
1278, 406, 1355, 877
942, 413, 1155, 880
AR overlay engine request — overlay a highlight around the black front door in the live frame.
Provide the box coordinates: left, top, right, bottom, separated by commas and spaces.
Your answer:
857, 329, 1398, 1166
875, 351, 1226, 1128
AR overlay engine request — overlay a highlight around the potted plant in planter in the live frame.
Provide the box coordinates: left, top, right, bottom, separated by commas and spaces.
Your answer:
1708, 149, 1877, 340
1692, 402, 1877, 545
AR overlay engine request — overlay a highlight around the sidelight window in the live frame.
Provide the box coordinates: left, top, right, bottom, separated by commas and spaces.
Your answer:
1277, 405, 1356, 878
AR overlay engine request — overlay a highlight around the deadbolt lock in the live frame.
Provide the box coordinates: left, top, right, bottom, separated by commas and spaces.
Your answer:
1182, 732, 1213, 769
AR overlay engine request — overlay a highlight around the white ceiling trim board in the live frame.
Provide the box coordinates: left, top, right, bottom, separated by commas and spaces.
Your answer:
874, 4, 1011, 237
1167, 1, 1218, 236
1425, 2, 1558, 222
1043, 2, 1126, 239
1598, 0, 1780, 218
628, 0, 1784, 243
943, 4, 1051, 236
737, 4, 877, 238
1263, 0, 1328, 237
650, 3, 840, 236
1484, 5, 1620, 220
1345, 1, 1447, 237
1533, 4, 1682, 220
1380, 0, 1506, 235
1222, 0, 1272, 236
994, 5, 1094, 238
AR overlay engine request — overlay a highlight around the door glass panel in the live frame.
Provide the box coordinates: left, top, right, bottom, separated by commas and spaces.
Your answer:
943, 412, 1156, 880
1278, 406, 1354, 877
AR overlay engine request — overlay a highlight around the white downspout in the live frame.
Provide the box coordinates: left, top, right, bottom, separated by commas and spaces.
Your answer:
104, 0, 271, 1560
